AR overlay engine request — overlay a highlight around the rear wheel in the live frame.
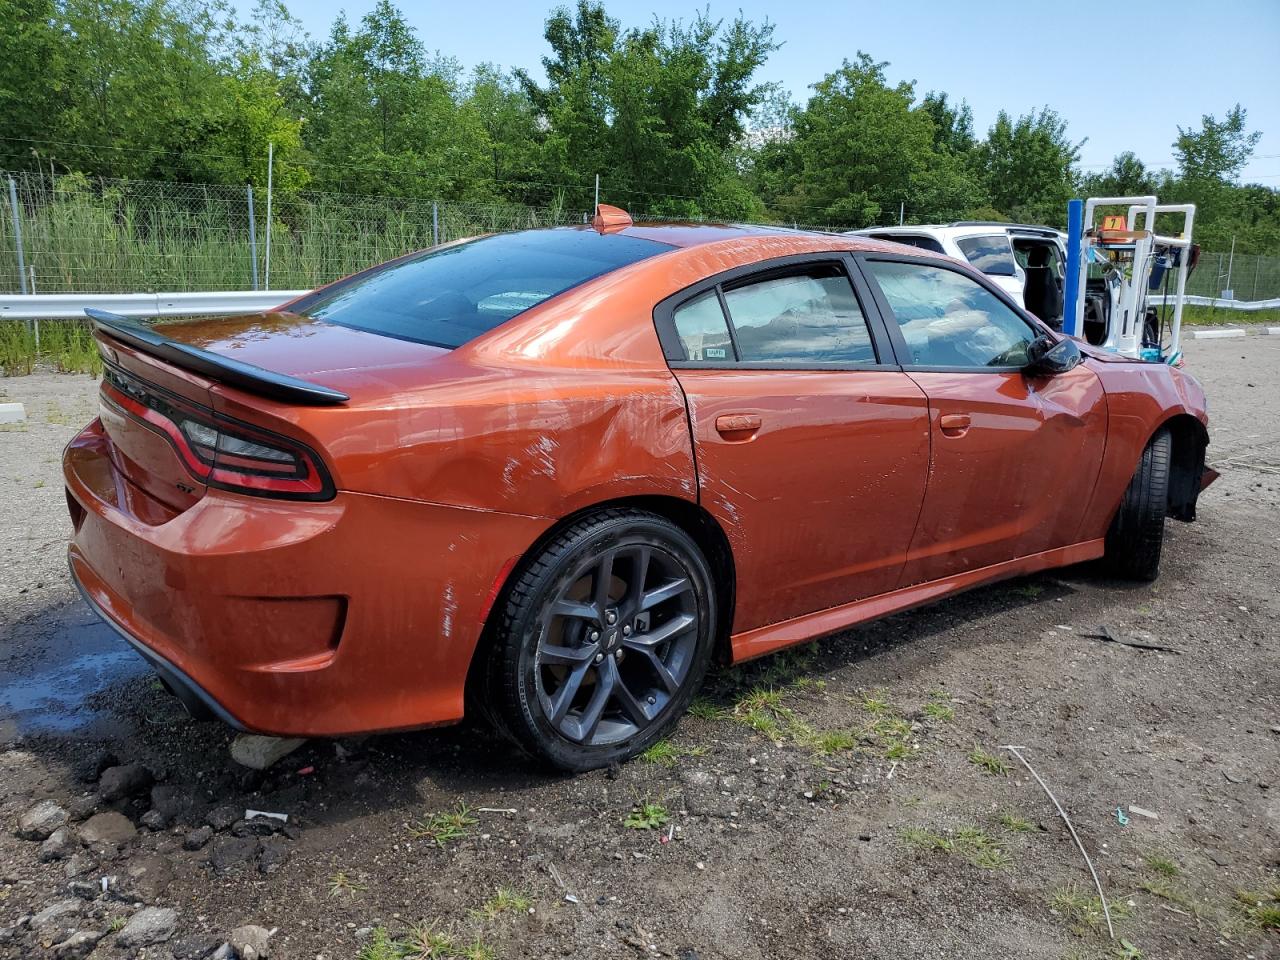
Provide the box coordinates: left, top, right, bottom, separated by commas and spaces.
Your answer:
485, 510, 716, 771
1104, 428, 1172, 581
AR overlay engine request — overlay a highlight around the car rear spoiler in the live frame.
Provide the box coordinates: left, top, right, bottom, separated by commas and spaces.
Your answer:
85, 308, 349, 406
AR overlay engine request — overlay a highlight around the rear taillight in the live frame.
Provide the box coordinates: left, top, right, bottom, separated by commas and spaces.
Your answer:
101, 364, 334, 500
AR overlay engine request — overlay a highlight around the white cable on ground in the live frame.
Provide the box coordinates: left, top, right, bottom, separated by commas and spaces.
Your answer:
1001, 745, 1114, 940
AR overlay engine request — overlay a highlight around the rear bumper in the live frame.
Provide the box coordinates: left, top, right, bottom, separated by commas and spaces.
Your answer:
69, 558, 245, 729
63, 418, 550, 737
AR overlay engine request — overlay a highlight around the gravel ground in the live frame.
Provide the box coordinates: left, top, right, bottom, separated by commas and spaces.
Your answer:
0, 338, 1276, 960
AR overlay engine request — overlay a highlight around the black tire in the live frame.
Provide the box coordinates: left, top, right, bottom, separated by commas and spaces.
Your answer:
1104, 428, 1172, 581
484, 509, 717, 771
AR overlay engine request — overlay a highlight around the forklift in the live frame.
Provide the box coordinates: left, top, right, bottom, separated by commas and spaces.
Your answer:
1063, 195, 1199, 364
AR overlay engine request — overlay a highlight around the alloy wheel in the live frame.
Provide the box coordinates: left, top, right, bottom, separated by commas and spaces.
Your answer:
534, 542, 699, 746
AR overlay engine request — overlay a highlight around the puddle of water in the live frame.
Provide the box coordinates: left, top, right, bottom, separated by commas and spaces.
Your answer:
0, 605, 150, 737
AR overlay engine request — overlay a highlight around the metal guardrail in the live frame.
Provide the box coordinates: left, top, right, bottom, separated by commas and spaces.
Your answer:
1, 289, 1273, 323
1150, 295, 1280, 311
0, 290, 307, 320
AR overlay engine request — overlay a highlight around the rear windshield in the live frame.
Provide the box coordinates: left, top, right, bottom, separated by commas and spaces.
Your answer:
293, 229, 673, 348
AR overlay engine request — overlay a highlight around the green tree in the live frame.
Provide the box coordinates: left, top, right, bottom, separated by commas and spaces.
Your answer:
515, 0, 617, 205
465, 65, 543, 202
1173, 104, 1261, 183
0, 0, 68, 170
761, 54, 984, 227
920, 91, 976, 156
1080, 151, 1156, 197
1165, 105, 1267, 252
52, 0, 229, 178
305, 2, 490, 197
977, 107, 1081, 225
518, 3, 776, 217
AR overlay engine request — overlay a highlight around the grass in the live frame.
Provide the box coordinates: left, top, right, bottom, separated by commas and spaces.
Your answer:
640, 739, 707, 767
860, 693, 890, 714
968, 745, 1011, 777
107, 916, 126, 933
5, 171, 582, 298
998, 812, 1036, 833
686, 696, 728, 721
328, 870, 368, 898
407, 803, 478, 848
1142, 852, 1179, 877
900, 825, 1013, 870
0, 320, 102, 377
473, 888, 532, 920
1137, 875, 1199, 915
867, 715, 915, 760
729, 683, 914, 760
923, 700, 954, 722
1048, 882, 1134, 932
357, 929, 404, 960
812, 730, 859, 755
623, 801, 670, 831
923, 690, 956, 722
457, 942, 496, 960
1181, 304, 1280, 326
358, 923, 497, 960
732, 686, 789, 740
1233, 886, 1280, 930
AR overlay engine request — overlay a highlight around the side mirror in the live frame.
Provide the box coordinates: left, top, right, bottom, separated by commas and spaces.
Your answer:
1024, 334, 1082, 376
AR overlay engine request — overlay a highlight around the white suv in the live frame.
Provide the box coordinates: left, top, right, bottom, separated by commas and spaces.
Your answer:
847, 222, 1067, 329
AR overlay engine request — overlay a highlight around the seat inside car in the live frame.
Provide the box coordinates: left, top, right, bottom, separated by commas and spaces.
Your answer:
1021, 244, 1062, 329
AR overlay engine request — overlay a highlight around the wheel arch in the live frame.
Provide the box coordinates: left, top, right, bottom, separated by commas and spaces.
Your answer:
1156, 412, 1209, 521
463, 494, 738, 717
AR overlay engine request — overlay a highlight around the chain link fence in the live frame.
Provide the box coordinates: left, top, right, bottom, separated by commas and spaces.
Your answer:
3, 169, 1279, 300
0, 170, 582, 295
1182, 250, 1280, 302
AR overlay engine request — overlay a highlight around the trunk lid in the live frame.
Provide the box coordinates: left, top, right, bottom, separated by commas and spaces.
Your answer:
153, 312, 451, 385
92, 311, 448, 513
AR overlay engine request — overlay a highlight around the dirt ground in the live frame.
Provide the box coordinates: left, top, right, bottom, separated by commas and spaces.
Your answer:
0, 337, 1277, 960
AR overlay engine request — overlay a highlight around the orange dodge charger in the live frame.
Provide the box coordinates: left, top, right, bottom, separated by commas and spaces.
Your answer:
64, 212, 1214, 770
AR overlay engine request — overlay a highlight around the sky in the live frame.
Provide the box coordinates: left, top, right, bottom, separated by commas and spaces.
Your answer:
275, 0, 1280, 184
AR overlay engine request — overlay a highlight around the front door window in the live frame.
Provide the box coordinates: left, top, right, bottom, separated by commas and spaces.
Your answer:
865, 260, 1037, 368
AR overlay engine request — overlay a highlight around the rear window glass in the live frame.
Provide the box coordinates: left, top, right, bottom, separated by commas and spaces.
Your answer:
673, 292, 734, 361
293, 229, 672, 348
873, 233, 946, 255
956, 234, 1017, 276
724, 265, 875, 364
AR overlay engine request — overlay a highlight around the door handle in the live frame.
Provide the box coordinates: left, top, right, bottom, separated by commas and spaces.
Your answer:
939, 413, 971, 437
714, 413, 762, 439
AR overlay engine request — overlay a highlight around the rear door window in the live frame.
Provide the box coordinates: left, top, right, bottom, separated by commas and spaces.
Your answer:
672, 292, 735, 361
723, 265, 876, 364
955, 234, 1018, 277
293, 229, 672, 349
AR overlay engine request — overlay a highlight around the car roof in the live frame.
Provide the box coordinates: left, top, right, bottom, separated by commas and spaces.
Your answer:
552, 221, 903, 253
848, 223, 1064, 240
